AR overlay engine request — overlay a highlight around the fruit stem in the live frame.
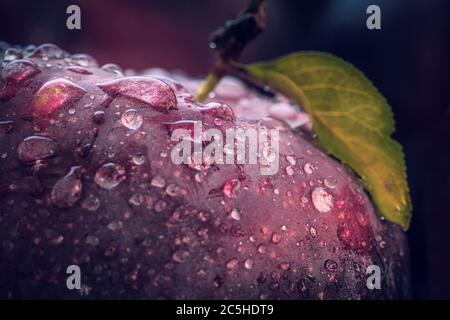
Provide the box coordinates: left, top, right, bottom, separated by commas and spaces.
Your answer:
196, 73, 220, 102
196, 0, 266, 101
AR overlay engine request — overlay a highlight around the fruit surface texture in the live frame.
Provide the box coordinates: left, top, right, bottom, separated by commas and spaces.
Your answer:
0, 44, 409, 299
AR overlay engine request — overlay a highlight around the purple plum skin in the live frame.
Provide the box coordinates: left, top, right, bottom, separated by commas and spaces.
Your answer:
0, 44, 409, 299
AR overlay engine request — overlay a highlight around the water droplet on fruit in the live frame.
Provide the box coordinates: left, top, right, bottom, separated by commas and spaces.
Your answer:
97, 76, 177, 111
68, 108, 76, 115
3, 48, 22, 62
223, 179, 240, 198
132, 154, 145, 165
229, 208, 241, 221
65, 66, 92, 74
94, 163, 126, 189
311, 187, 334, 213
166, 184, 182, 197
70, 53, 97, 67
120, 109, 143, 130
300, 195, 309, 204
29, 44, 65, 59
81, 193, 101, 211
51, 166, 83, 208
257, 244, 267, 254
27, 78, 86, 117
286, 155, 296, 165
324, 176, 337, 189
285, 166, 294, 176
0, 60, 41, 101
101, 63, 123, 76
18, 136, 57, 162
244, 258, 254, 270
201, 102, 235, 121
324, 259, 338, 272
151, 176, 165, 188
271, 232, 282, 244
304, 163, 314, 174
226, 258, 239, 270
0, 121, 14, 137
93, 110, 105, 125
3, 59, 40, 83
129, 193, 144, 206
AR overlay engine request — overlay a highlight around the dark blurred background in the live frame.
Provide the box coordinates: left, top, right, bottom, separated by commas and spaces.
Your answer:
0, 0, 449, 299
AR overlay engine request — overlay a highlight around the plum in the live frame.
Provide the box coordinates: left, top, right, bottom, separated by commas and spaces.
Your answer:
0, 44, 409, 299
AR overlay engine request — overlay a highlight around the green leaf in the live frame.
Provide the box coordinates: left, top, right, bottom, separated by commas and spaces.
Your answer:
246, 52, 412, 230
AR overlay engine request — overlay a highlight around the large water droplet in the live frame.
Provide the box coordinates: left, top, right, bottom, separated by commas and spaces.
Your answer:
51, 166, 83, 208
18, 136, 57, 162
29, 44, 65, 59
120, 109, 143, 130
97, 76, 177, 111
0, 60, 41, 101
3, 59, 41, 83
311, 187, 334, 213
3, 48, 22, 62
26, 78, 86, 117
94, 163, 126, 189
